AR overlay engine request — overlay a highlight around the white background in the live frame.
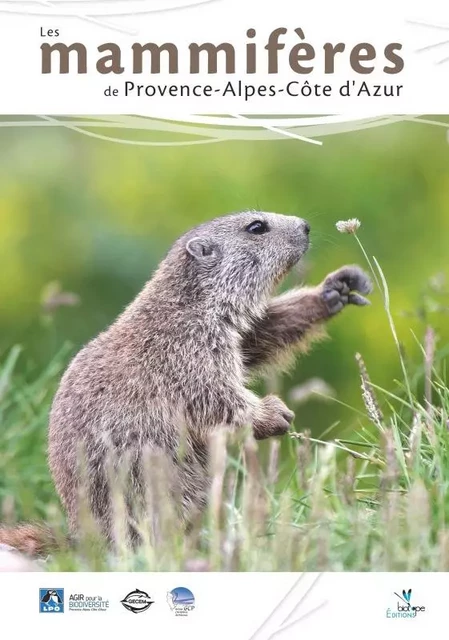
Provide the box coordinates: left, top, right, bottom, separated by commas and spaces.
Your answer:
0, 2, 448, 638
0, 571, 446, 639
0, 0, 447, 113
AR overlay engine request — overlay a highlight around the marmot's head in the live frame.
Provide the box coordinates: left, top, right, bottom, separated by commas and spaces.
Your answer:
159, 211, 310, 322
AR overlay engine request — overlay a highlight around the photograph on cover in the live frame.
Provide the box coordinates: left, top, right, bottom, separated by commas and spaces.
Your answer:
0, 115, 448, 573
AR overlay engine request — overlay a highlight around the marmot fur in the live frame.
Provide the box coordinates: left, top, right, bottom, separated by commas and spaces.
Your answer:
0, 211, 372, 553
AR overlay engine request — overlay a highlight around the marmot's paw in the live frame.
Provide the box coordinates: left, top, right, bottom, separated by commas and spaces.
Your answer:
321, 265, 373, 316
253, 395, 295, 440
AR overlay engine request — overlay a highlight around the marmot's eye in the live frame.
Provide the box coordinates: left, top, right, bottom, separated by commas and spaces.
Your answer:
245, 220, 269, 235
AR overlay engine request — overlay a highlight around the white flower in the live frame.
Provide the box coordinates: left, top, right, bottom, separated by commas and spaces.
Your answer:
335, 218, 361, 234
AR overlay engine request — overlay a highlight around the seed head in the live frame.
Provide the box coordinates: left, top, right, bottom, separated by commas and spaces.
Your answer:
355, 353, 384, 429
335, 218, 361, 234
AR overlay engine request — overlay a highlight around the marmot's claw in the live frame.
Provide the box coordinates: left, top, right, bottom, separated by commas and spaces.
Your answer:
253, 395, 295, 440
325, 265, 373, 294
348, 292, 370, 306
321, 265, 372, 315
282, 407, 295, 423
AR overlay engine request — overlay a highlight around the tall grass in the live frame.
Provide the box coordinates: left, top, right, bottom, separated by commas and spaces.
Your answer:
1, 333, 449, 572
2, 227, 449, 571
0, 346, 69, 524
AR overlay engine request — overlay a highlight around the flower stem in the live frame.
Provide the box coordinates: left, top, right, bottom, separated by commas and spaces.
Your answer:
353, 233, 382, 292
372, 256, 414, 409
352, 232, 414, 410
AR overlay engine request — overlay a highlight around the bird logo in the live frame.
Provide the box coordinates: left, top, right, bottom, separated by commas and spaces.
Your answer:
41, 590, 63, 605
39, 588, 64, 613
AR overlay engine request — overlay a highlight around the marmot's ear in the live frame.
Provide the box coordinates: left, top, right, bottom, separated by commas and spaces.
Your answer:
186, 236, 219, 261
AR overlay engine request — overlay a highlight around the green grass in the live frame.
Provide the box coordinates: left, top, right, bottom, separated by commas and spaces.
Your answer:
0, 345, 68, 522
1, 332, 449, 572
2, 229, 449, 571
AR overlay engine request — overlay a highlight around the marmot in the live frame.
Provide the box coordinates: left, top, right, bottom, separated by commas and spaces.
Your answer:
0, 210, 372, 554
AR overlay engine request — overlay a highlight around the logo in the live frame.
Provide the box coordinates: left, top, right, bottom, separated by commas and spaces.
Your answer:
69, 593, 110, 612
121, 589, 154, 614
386, 589, 426, 619
166, 587, 195, 616
39, 589, 64, 613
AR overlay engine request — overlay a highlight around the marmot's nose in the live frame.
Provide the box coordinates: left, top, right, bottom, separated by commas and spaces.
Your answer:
302, 221, 311, 235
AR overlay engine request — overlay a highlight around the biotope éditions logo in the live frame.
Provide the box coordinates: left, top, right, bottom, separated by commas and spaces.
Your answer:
166, 587, 195, 616
386, 589, 426, 619
39, 589, 64, 613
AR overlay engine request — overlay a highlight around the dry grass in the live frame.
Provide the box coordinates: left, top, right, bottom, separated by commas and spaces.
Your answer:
38, 352, 449, 571
2, 335, 449, 571
2, 229, 449, 571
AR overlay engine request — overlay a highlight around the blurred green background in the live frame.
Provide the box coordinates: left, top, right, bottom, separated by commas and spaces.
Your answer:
1, 116, 449, 445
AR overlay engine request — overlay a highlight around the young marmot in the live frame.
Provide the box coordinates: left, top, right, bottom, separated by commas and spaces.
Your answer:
0, 210, 372, 552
